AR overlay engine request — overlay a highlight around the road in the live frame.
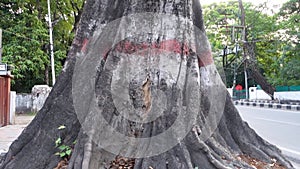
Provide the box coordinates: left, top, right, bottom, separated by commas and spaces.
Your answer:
236, 106, 300, 169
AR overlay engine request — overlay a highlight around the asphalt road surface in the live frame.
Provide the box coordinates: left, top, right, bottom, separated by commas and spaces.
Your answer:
236, 106, 300, 169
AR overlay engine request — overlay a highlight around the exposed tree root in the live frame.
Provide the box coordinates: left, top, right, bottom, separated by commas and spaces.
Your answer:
61, 94, 293, 169
0, 0, 295, 169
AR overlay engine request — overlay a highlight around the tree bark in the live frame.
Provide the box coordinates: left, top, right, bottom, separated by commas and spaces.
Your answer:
0, 0, 292, 169
244, 42, 275, 98
248, 66, 276, 98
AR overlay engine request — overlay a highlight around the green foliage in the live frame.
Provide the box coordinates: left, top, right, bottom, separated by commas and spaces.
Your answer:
58, 125, 66, 130
1, 0, 298, 91
55, 137, 62, 146
203, 0, 300, 87
55, 143, 72, 158
1, 1, 49, 92
274, 0, 300, 86
259, 0, 300, 86
0, 0, 84, 92
54, 125, 75, 158
203, 1, 265, 87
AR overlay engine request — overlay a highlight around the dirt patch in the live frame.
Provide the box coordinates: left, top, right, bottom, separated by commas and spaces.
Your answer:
109, 156, 135, 169
15, 114, 35, 125
237, 155, 286, 169
54, 158, 68, 169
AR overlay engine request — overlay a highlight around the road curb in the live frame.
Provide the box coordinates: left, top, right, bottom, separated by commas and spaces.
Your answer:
234, 100, 300, 111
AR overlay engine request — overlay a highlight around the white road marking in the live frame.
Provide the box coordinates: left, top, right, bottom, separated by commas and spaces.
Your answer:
254, 117, 300, 127
236, 105, 300, 115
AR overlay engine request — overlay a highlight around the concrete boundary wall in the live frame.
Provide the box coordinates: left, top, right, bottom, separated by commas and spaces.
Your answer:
14, 85, 51, 114
10, 92, 16, 124
274, 92, 300, 101
248, 87, 300, 101
16, 94, 32, 113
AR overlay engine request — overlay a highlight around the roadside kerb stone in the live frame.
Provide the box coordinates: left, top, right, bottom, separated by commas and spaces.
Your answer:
234, 100, 300, 111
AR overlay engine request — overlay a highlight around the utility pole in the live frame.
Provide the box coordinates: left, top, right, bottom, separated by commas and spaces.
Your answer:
232, 43, 238, 88
0, 29, 2, 62
47, 0, 56, 86
238, 0, 248, 100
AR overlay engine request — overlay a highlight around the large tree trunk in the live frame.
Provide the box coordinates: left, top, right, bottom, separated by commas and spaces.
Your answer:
248, 67, 275, 98
0, 0, 293, 169
244, 42, 275, 99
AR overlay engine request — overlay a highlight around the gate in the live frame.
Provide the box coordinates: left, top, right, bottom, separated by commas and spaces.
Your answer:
0, 75, 11, 127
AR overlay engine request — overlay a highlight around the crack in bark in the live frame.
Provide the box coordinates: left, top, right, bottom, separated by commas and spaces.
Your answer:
142, 78, 152, 113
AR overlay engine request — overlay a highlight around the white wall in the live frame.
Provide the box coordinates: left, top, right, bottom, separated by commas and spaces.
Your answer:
16, 94, 32, 113
31, 85, 51, 112
227, 88, 233, 97
16, 85, 51, 113
249, 87, 272, 100
274, 92, 300, 101
10, 91, 16, 124
249, 87, 300, 101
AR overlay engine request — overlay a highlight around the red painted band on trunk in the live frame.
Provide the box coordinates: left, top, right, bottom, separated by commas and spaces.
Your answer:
81, 38, 89, 53
198, 50, 214, 67
83, 38, 213, 67
114, 39, 190, 56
